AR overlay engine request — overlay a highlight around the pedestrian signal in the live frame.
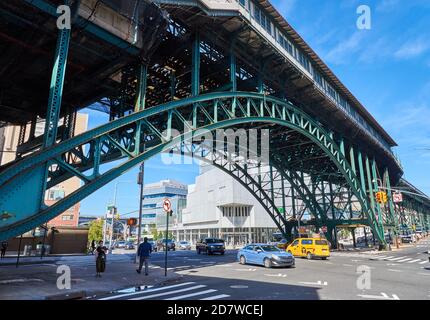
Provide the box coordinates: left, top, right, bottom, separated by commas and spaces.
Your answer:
127, 218, 137, 226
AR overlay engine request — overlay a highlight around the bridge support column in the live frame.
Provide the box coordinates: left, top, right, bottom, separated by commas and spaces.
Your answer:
365, 155, 385, 249
134, 64, 147, 112
192, 32, 200, 97
42, 0, 71, 148
384, 168, 399, 235
230, 49, 237, 92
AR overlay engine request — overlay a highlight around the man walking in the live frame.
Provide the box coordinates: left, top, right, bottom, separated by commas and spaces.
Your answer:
1, 241, 7, 259
136, 237, 152, 276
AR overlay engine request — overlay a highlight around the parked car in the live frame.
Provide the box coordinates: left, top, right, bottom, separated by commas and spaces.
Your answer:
237, 244, 295, 268
196, 238, 225, 255
400, 234, 413, 243
115, 240, 127, 249
124, 241, 135, 250
148, 240, 158, 252
177, 241, 192, 250
161, 239, 176, 251
276, 239, 289, 250
286, 238, 330, 260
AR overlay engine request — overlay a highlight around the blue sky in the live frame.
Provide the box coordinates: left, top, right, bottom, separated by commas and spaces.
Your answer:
79, 0, 430, 216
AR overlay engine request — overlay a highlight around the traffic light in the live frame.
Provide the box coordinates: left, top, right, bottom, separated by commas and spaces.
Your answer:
382, 192, 388, 204
375, 191, 388, 204
127, 218, 137, 226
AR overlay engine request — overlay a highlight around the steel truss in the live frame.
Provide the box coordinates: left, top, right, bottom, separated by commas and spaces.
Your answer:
0, 92, 389, 242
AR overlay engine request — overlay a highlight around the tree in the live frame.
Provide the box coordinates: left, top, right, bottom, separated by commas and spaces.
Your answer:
88, 219, 104, 245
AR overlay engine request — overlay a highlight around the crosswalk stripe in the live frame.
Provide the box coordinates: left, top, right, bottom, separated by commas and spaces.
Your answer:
419, 260, 428, 264
374, 255, 387, 259
397, 258, 412, 263
200, 294, 231, 300
387, 256, 407, 261
99, 282, 196, 300
130, 285, 207, 300
164, 289, 217, 300
407, 259, 422, 263
379, 256, 394, 260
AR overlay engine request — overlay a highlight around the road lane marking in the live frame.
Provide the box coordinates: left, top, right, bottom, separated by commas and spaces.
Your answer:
99, 282, 195, 300
417, 273, 430, 276
407, 259, 422, 263
397, 258, 412, 263
130, 285, 207, 300
200, 294, 230, 300
387, 256, 407, 261
299, 280, 328, 286
164, 289, 217, 300
0, 278, 44, 284
342, 264, 353, 267
388, 269, 402, 272
264, 273, 287, 278
358, 292, 399, 300
234, 268, 256, 271
230, 285, 249, 289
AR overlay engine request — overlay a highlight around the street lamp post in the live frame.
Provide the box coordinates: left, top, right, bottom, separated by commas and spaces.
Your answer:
103, 180, 133, 249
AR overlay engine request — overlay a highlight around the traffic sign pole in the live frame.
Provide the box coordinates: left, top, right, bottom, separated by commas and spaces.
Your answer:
163, 198, 172, 277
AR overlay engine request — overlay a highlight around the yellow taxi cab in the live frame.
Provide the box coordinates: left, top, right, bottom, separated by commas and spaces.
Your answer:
286, 238, 330, 260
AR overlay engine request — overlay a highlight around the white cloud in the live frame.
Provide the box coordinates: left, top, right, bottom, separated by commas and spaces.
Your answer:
324, 31, 365, 64
394, 39, 430, 59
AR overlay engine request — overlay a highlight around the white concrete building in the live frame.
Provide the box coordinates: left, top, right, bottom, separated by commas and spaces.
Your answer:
172, 163, 279, 246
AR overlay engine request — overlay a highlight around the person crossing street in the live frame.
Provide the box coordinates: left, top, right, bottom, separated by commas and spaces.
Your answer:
136, 237, 152, 276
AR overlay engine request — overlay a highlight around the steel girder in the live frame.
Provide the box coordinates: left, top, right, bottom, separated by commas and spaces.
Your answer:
0, 92, 385, 243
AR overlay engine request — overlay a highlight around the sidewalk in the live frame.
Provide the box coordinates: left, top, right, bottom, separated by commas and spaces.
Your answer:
0, 255, 182, 300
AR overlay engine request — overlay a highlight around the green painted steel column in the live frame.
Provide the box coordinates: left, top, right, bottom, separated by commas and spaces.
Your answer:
370, 158, 383, 225
43, 1, 71, 148
349, 146, 357, 177
134, 64, 147, 155
357, 151, 367, 199
281, 175, 286, 220
339, 138, 345, 156
365, 156, 378, 220
291, 176, 297, 236
170, 72, 176, 101
384, 168, 398, 231
134, 64, 147, 112
230, 50, 237, 92
192, 32, 200, 97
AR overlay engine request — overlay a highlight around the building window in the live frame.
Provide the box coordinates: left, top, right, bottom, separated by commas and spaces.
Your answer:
62, 215, 74, 221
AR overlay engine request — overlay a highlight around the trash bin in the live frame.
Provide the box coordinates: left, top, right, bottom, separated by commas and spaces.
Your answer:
23, 245, 32, 256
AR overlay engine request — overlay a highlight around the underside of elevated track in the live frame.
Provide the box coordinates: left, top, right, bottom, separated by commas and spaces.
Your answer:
0, 0, 429, 247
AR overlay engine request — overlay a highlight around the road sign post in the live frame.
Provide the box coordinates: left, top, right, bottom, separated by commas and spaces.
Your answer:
163, 198, 172, 277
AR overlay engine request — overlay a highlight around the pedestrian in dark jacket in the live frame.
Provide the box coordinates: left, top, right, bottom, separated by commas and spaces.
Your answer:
136, 237, 152, 276
1, 241, 7, 259
95, 241, 106, 277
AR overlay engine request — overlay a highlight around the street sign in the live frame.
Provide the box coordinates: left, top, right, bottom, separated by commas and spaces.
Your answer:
393, 192, 403, 203
163, 198, 172, 213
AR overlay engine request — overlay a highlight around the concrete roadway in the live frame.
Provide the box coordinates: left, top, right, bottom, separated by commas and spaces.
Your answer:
98, 239, 430, 301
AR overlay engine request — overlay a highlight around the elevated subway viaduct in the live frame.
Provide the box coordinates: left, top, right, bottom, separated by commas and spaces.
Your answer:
0, 0, 429, 247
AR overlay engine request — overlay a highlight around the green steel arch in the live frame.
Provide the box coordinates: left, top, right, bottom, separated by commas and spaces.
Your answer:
176, 144, 328, 240
0, 92, 385, 243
